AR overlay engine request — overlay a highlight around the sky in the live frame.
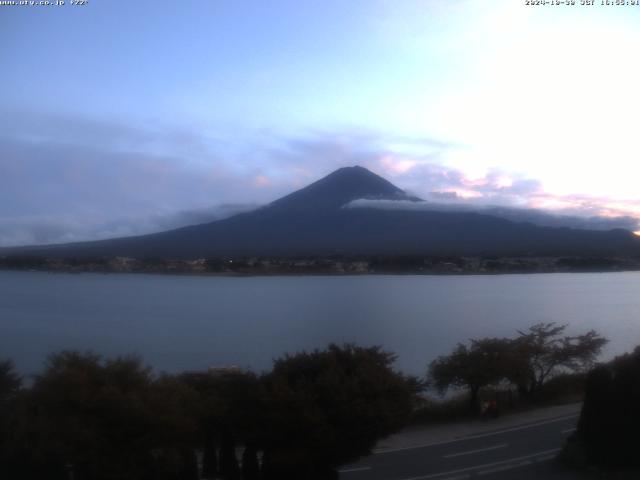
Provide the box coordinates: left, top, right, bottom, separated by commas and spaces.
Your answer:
2, 0, 640, 245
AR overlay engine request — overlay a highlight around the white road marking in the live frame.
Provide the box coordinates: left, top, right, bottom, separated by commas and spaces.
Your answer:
443, 443, 508, 459
396, 448, 561, 480
338, 466, 372, 473
561, 427, 576, 434
440, 475, 470, 480
375, 414, 578, 454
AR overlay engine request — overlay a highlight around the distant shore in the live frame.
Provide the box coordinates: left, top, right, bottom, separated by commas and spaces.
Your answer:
2, 254, 640, 276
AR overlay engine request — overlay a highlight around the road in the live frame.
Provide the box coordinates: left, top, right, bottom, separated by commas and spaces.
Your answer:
339, 412, 583, 480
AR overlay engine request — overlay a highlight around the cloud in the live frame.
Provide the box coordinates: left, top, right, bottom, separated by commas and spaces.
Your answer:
1, 107, 639, 246
345, 199, 640, 232
0, 204, 257, 247
253, 175, 271, 187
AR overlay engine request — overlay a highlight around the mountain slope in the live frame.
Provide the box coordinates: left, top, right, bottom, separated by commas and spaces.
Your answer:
5, 166, 640, 258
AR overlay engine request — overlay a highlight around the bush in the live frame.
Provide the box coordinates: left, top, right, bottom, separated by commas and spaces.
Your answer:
572, 346, 640, 467
0, 345, 420, 480
262, 344, 419, 478
533, 373, 585, 405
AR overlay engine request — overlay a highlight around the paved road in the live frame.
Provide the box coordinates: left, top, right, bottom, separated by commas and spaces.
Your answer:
339, 413, 582, 480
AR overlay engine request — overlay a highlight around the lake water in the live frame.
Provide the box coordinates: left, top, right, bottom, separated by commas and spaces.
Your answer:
1, 271, 640, 377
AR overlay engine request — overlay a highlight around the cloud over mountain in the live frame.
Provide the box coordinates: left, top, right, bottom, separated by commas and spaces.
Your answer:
1, 108, 639, 246
345, 199, 639, 232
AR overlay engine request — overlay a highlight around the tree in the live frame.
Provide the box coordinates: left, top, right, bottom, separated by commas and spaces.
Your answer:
30, 351, 166, 479
201, 430, 218, 479
1, 351, 201, 480
179, 369, 264, 479
569, 346, 640, 467
261, 344, 419, 479
428, 338, 513, 412
241, 443, 260, 480
511, 323, 608, 398
429, 324, 608, 409
0, 360, 22, 478
0, 360, 21, 402
219, 428, 241, 480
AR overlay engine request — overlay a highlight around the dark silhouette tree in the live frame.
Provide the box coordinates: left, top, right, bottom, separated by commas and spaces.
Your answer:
576, 365, 614, 465
510, 323, 608, 398
429, 324, 608, 409
179, 448, 199, 480
261, 343, 418, 478
242, 443, 261, 480
201, 430, 218, 479
219, 428, 241, 480
0, 360, 21, 402
1, 344, 418, 480
0, 359, 22, 478
428, 338, 513, 412
2, 351, 200, 480
179, 369, 264, 479
571, 346, 640, 467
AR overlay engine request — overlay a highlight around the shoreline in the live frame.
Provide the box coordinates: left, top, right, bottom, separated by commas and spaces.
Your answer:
2, 266, 640, 278
3, 253, 640, 277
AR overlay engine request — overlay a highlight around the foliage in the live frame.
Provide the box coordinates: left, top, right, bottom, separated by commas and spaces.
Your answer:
261, 343, 419, 478
0, 351, 199, 480
0, 345, 418, 479
511, 323, 607, 397
0, 359, 21, 402
179, 369, 264, 440
429, 338, 513, 412
428, 323, 608, 412
0, 359, 22, 476
532, 372, 586, 404
0, 328, 608, 479
241, 443, 260, 480
0, 255, 47, 269
574, 346, 640, 467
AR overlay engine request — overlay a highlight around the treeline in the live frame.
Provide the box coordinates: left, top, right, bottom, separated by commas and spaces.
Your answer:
2, 254, 640, 275
0, 345, 418, 480
427, 323, 608, 413
0, 325, 628, 477
427, 325, 640, 471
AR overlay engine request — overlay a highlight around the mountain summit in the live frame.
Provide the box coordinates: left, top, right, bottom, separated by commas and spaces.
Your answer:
268, 166, 421, 212
6, 166, 640, 259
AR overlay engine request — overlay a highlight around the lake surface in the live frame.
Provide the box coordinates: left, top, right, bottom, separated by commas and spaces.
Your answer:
1, 271, 639, 377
